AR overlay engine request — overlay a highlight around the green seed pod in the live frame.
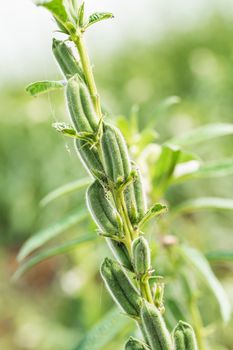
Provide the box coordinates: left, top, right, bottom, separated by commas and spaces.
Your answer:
76, 139, 105, 180
52, 39, 84, 79
132, 236, 151, 276
133, 167, 147, 221
173, 321, 198, 350
124, 183, 138, 224
100, 258, 141, 317
107, 239, 133, 271
125, 337, 150, 350
124, 166, 147, 225
86, 181, 121, 235
66, 75, 99, 133
140, 301, 172, 350
138, 321, 151, 347
101, 124, 131, 183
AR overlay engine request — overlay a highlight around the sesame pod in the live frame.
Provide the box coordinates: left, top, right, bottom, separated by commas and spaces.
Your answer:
101, 124, 131, 183
52, 39, 84, 80
133, 167, 147, 221
125, 337, 151, 350
66, 75, 98, 133
86, 181, 121, 235
79, 81, 100, 131
132, 237, 151, 276
124, 184, 138, 224
173, 321, 198, 350
140, 301, 172, 350
76, 139, 105, 180
107, 239, 133, 271
100, 258, 141, 317
124, 167, 147, 225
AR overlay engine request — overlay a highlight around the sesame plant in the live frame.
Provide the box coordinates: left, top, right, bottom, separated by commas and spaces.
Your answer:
15, 1, 233, 350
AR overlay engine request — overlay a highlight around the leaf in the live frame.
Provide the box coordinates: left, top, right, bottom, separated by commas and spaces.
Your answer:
40, 177, 91, 207
138, 203, 167, 228
173, 158, 233, 182
36, 0, 68, 24
85, 12, 114, 29
73, 308, 129, 350
206, 251, 233, 262
13, 234, 95, 280
77, 2, 85, 27
180, 246, 232, 322
148, 96, 181, 127
17, 209, 88, 261
171, 197, 233, 216
152, 144, 181, 198
169, 123, 233, 146
26, 80, 65, 96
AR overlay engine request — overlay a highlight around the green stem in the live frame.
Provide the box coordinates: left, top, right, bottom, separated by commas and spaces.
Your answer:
74, 29, 155, 340
140, 279, 154, 304
190, 299, 206, 350
119, 191, 135, 240
74, 35, 102, 117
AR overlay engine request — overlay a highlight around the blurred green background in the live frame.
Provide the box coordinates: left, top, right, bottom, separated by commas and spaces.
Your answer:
0, 1, 233, 349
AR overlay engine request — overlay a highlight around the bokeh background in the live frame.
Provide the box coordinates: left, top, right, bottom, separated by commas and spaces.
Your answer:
0, 1, 233, 349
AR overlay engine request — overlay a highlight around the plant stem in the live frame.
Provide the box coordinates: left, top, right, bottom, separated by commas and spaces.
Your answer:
75, 28, 154, 321
74, 35, 102, 117
140, 279, 154, 304
190, 299, 206, 350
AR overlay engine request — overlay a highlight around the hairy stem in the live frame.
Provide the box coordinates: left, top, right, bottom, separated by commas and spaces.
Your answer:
74, 35, 102, 117
74, 28, 155, 339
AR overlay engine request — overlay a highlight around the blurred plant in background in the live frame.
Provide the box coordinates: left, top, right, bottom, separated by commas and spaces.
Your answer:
0, 9, 233, 350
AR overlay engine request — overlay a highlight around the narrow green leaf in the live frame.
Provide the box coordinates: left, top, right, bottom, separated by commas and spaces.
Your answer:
52, 122, 78, 138
73, 308, 129, 350
40, 178, 91, 207
13, 234, 95, 280
148, 96, 181, 126
26, 80, 65, 96
17, 209, 88, 262
85, 12, 114, 29
172, 197, 233, 216
152, 144, 181, 197
169, 123, 233, 146
206, 251, 233, 262
36, 0, 68, 24
173, 158, 233, 182
180, 246, 232, 322
77, 2, 85, 27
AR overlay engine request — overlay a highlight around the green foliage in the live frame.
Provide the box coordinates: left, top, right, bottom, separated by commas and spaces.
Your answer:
1, 5, 233, 350
172, 158, 233, 182
180, 246, 231, 322
40, 177, 91, 207
74, 308, 129, 350
169, 123, 233, 146
26, 80, 65, 96
14, 233, 95, 280
85, 12, 114, 29
37, 0, 68, 24
206, 251, 233, 262
172, 197, 233, 216
18, 209, 88, 261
